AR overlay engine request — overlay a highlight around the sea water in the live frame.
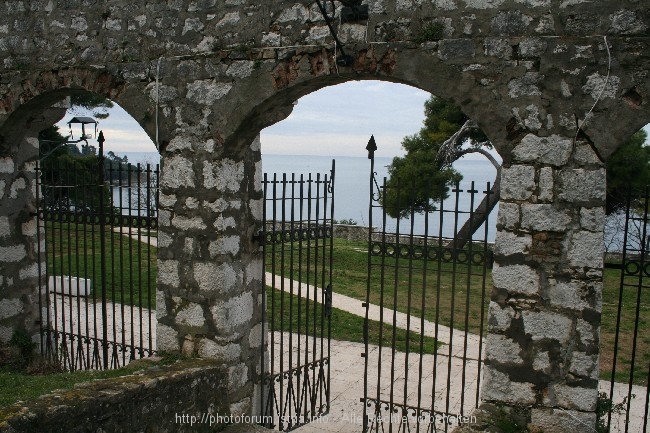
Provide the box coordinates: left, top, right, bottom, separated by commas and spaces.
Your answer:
117, 152, 499, 241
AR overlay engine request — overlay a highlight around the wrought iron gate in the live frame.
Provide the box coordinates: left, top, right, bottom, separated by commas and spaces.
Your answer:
362, 147, 493, 433
602, 186, 650, 433
36, 132, 158, 371
260, 161, 335, 431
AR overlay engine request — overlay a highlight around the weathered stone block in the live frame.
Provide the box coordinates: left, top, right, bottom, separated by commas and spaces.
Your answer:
492, 263, 539, 295
538, 166, 553, 202
508, 72, 541, 98
226, 61, 254, 79
176, 302, 206, 328
156, 323, 180, 352
551, 384, 598, 411
245, 260, 263, 286
609, 9, 648, 34
569, 351, 599, 379
580, 207, 605, 232
209, 236, 241, 257
463, 0, 505, 9
496, 202, 520, 229
248, 322, 264, 348
0, 216, 9, 238
482, 367, 536, 405
9, 177, 26, 198
486, 334, 524, 364
574, 143, 601, 165
228, 364, 249, 391
198, 339, 241, 362
519, 37, 548, 57
531, 408, 597, 432
18, 263, 39, 279
484, 38, 512, 59
158, 260, 180, 287
438, 39, 475, 62
0, 158, 15, 173
216, 11, 241, 28
276, 4, 310, 23
172, 215, 206, 231
194, 262, 240, 293
521, 203, 571, 232
161, 155, 195, 189
487, 302, 515, 332
21, 219, 37, 236
494, 231, 531, 256
533, 350, 551, 373
0, 245, 26, 262
559, 169, 606, 204
513, 134, 572, 166
576, 318, 597, 347
203, 159, 245, 192
582, 73, 620, 100
0, 298, 22, 320
186, 80, 232, 105
500, 165, 535, 200
548, 279, 601, 311
568, 231, 603, 268
522, 310, 572, 343
210, 291, 254, 334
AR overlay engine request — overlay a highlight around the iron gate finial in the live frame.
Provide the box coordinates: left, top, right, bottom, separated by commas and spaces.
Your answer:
366, 135, 377, 159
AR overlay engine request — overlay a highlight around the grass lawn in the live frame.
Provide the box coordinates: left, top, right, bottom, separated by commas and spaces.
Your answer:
0, 354, 183, 409
601, 264, 650, 385
40, 223, 648, 386
267, 238, 648, 385
44, 222, 157, 308
266, 287, 440, 355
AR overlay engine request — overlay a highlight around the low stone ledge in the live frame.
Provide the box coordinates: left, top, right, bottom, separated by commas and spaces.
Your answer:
0, 358, 231, 433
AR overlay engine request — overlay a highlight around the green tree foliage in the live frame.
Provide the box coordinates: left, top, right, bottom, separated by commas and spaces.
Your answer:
605, 129, 650, 214
70, 93, 114, 119
382, 96, 487, 218
39, 126, 111, 213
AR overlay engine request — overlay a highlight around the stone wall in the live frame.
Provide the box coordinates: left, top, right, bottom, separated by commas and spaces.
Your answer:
0, 359, 231, 433
0, 1, 649, 431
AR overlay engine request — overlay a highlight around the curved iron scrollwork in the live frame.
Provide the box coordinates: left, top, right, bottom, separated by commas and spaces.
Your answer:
42, 329, 155, 372
262, 224, 333, 246
362, 398, 466, 433
370, 241, 492, 265
40, 210, 158, 229
262, 358, 331, 431
622, 259, 650, 277
371, 171, 382, 202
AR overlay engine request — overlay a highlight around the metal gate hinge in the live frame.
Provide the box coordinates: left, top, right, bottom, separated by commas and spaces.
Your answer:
253, 230, 264, 245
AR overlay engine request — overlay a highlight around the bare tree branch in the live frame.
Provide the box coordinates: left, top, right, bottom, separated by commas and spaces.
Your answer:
434, 120, 502, 250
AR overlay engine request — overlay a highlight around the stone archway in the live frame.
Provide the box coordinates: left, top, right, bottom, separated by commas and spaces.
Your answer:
1, 2, 649, 430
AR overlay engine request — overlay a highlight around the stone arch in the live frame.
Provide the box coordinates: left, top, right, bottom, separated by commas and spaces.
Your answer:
0, 68, 158, 351
0, 68, 157, 154
0, 2, 649, 430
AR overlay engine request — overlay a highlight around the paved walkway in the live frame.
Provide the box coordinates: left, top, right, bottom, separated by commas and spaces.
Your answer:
265, 273, 648, 433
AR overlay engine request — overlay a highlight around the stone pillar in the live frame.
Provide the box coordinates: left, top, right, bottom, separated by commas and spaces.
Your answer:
483, 134, 604, 431
0, 106, 67, 348
156, 134, 265, 417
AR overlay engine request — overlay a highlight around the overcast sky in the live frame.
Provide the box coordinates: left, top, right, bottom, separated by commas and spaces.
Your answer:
57, 80, 434, 159
57, 80, 647, 161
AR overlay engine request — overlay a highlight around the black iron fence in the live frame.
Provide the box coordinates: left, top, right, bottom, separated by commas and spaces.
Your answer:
260, 162, 335, 431
602, 187, 650, 433
36, 135, 158, 371
362, 150, 493, 433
